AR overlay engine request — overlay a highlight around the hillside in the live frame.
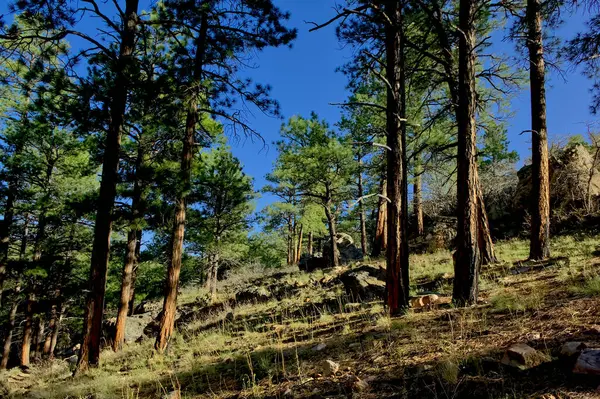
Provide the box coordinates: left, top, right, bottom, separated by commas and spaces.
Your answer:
3, 236, 600, 398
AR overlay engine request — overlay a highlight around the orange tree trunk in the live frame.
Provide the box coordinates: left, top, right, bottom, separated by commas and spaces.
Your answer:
127, 230, 142, 316
385, 0, 410, 315
20, 293, 35, 367
76, 0, 140, 374
527, 0, 551, 260
48, 304, 65, 358
453, 0, 481, 306
296, 224, 304, 263
155, 14, 208, 352
113, 143, 144, 352
372, 174, 388, 257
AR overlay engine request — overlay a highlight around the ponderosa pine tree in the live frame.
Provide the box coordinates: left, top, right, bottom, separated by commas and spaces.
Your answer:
453, 0, 481, 305
525, 0, 551, 260
187, 139, 254, 297
153, 0, 296, 352
273, 114, 355, 268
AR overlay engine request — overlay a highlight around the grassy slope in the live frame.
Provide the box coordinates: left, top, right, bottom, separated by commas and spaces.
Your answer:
4, 235, 600, 399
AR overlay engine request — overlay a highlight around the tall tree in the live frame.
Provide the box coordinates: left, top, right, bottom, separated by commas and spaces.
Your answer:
153, 0, 295, 351
453, 0, 481, 305
526, 0, 551, 260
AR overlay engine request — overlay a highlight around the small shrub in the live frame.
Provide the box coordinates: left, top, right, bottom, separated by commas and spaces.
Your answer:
435, 359, 459, 385
570, 275, 600, 296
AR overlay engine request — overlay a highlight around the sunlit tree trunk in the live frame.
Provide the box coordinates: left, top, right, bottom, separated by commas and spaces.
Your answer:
113, 144, 144, 352
127, 230, 142, 316
76, 0, 141, 373
372, 175, 388, 257
527, 0, 551, 260
477, 184, 497, 264
156, 13, 208, 352
296, 224, 304, 263
385, 0, 410, 315
33, 315, 45, 360
307, 231, 313, 256
20, 293, 35, 367
324, 204, 339, 267
453, 0, 481, 306
48, 303, 64, 358
1, 281, 20, 369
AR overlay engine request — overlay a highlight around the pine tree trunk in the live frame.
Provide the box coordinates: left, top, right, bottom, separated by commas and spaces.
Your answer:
385, 0, 410, 315
424, 1, 497, 265
76, 0, 140, 374
210, 252, 218, 299
291, 218, 297, 265
372, 175, 388, 257
113, 144, 144, 352
527, 0, 551, 260
307, 232, 313, 256
477, 184, 497, 265
1, 296, 19, 369
453, 0, 481, 306
287, 218, 293, 265
128, 230, 142, 316
414, 173, 424, 237
357, 163, 368, 256
296, 224, 304, 263
324, 205, 339, 268
20, 293, 35, 367
155, 13, 208, 352
33, 315, 44, 360
0, 179, 17, 309
48, 304, 65, 358
43, 295, 59, 358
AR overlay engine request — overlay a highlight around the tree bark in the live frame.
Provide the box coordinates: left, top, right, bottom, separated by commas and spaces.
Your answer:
43, 294, 59, 358
1, 293, 20, 369
76, 0, 140, 374
33, 315, 44, 360
307, 231, 313, 256
155, 12, 208, 352
477, 184, 497, 265
453, 0, 481, 306
286, 218, 293, 265
414, 172, 424, 237
372, 174, 388, 257
20, 293, 35, 367
324, 205, 339, 268
419, 0, 497, 264
527, 0, 551, 260
296, 224, 304, 263
113, 143, 144, 352
357, 162, 368, 256
48, 304, 64, 358
385, 0, 410, 315
128, 230, 142, 316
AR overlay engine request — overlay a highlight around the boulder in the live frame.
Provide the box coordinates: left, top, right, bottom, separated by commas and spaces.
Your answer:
560, 342, 587, 358
298, 254, 328, 272
320, 359, 340, 377
501, 343, 550, 370
235, 286, 272, 304
573, 349, 600, 375
339, 265, 386, 302
515, 144, 600, 212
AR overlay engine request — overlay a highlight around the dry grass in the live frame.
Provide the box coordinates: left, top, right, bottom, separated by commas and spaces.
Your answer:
6, 235, 600, 398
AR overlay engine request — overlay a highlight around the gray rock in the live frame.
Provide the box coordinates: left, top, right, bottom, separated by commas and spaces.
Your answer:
574, 349, 600, 375
560, 342, 587, 357
339, 265, 385, 302
501, 343, 550, 370
320, 359, 340, 377
312, 343, 327, 352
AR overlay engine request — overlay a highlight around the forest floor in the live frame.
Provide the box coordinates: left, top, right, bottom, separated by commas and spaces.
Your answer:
4, 235, 600, 399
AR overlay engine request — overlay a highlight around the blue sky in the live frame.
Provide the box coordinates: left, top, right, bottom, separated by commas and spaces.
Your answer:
1, 1, 597, 214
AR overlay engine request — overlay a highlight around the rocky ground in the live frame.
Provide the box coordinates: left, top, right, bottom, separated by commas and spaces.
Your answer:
3, 235, 600, 398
